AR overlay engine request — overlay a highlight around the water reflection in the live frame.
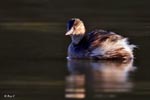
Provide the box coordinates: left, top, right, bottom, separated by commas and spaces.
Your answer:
65, 59, 135, 99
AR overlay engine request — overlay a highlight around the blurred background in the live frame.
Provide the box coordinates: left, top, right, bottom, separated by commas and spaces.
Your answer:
0, 0, 150, 100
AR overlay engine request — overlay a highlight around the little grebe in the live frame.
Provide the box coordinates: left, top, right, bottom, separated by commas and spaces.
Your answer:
65, 18, 136, 60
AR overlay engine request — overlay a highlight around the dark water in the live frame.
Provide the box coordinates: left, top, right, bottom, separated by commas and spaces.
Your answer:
0, 0, 150, 100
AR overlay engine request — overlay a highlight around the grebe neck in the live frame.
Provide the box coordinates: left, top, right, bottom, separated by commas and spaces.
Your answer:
71, 34, 85, 45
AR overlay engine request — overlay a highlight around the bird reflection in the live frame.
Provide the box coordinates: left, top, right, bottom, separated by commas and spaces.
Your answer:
65, 59, 135, 99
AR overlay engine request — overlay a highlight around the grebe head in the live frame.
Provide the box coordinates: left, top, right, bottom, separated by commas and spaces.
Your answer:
65, 18, 86, 36
65, 18, 86, 45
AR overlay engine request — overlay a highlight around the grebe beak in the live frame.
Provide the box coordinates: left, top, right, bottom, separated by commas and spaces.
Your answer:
65, 27, 74, 35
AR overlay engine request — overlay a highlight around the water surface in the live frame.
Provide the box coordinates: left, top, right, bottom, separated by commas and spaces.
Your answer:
0, 0, 150, 100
